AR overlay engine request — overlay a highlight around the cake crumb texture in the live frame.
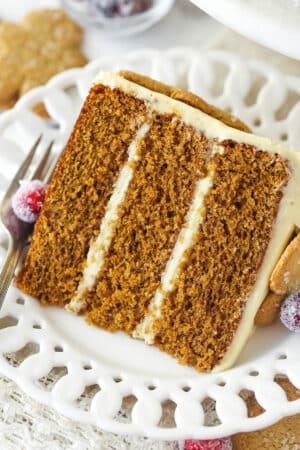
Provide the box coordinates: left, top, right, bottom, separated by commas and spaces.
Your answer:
86, 114, 210, 333
153, 142, 290, 371
16, 85, 147, 305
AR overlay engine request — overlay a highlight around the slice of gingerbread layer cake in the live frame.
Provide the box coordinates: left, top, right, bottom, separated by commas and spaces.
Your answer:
16, 71, 300, 372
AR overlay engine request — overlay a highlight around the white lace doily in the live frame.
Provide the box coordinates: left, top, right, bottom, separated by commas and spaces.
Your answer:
0, 375, 179, 450
0, 49, 300, 442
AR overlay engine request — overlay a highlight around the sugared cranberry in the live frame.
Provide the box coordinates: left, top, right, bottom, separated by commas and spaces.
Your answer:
11, 180, 47, 223
280, 291, 300, 332
184, 438, 232, 450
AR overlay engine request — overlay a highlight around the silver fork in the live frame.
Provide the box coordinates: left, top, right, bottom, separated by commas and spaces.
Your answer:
0, 136, 56, 307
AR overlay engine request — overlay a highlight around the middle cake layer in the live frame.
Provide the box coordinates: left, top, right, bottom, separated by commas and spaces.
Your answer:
84, 113, 210, 333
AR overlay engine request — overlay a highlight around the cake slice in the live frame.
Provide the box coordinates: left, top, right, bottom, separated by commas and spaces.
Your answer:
16, 71, 300, 372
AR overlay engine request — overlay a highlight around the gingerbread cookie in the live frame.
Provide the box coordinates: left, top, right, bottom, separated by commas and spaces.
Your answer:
0, 9, 87, 115
270, 232, 300, 295
255, 231, 300, 326
254, 292, 284, 326
232, 377, 300, 449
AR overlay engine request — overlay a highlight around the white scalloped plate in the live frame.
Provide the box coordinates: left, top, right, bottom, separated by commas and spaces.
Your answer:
0, 49, 300, 440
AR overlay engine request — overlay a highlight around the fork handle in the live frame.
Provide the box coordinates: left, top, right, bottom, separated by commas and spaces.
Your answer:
0, 244, 23, 308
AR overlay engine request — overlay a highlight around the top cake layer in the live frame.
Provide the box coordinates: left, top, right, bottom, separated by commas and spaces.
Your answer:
17, 71, 300, 372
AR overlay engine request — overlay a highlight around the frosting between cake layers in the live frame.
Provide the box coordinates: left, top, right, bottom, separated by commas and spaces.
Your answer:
67, 71, 300, 371
67, 120, 151, 313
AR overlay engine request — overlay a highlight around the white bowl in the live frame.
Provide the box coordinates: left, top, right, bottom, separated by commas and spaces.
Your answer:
191, 0, 300, 61
61, 0, 175, 37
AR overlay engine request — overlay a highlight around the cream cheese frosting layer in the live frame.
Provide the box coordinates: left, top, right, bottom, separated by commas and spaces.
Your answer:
67, 120, 151, 313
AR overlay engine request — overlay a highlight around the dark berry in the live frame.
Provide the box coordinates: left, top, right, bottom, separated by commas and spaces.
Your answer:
280, 291, 300, 332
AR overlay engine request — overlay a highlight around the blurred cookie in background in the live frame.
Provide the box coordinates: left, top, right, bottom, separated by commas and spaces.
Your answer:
0, 8, 87, 116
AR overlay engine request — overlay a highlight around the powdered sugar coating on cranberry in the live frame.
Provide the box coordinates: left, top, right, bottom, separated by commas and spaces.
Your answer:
184, 437, 232, 450
11, 179, 47, 223
280, 291, 300, 332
